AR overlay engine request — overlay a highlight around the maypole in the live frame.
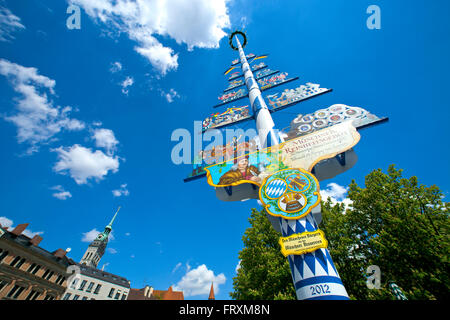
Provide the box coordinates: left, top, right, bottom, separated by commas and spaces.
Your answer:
183, 29, 388, 300
230, 31, 349, 300
231, 31, 282, 148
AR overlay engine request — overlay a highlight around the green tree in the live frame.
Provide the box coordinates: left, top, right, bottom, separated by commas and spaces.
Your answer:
231, 165, 449, 300
321, 165, 449, 300
230, 208, 296, 300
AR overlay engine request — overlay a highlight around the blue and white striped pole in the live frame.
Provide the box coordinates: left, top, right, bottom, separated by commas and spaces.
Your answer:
278, 216, 349, 300
235, 36, 282, 148
234, 34, 349, 300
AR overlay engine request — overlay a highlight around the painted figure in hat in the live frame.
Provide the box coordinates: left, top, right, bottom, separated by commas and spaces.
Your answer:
218, 155, 261, 185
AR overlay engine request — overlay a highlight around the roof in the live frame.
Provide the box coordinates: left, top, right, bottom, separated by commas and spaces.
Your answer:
75, 263, 130, 288
208, 283, 215, 300
152, 286, 184, 300
127, 288, 157, 300
0, 224, 70, 269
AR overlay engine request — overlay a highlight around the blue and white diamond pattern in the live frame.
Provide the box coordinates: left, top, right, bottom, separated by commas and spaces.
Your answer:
278, 214, 349, 300
265, 179, 287, 199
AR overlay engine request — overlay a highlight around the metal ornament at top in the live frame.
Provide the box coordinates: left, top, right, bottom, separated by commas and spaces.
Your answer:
229, 30, 247, 50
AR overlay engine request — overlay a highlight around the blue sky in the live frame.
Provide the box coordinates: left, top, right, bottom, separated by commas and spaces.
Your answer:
0, 0, 449, 300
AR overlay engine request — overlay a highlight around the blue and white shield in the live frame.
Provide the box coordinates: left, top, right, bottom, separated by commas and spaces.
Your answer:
264, 179, 287, 199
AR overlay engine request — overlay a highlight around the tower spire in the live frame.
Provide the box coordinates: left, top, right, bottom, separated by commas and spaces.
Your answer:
106, 206, 121, 229
79, 207, 121, 268
208, 282, 215, 300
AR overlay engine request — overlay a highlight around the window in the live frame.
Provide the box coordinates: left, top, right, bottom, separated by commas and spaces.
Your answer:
78, 280, 87, 291
0, 279, 9, 292
94, 284, 102, 294
73, 295, 80, 300
44, 271, 54, 281
6, 285, 26, 299
55, 275, 65, 285
56, 275, 62, 284
63, 293, 71, 300
10, 256, 25, 268
44, 294, 55, 300
27, 263, 37, 273
25, 290, 41, 300
86, 282, 94, 293
0, 250, 8, 263
31, 265, 41, 275
121, 294, 127, 300
70, 278, 79, 289
42, 269, 50, 279
114, 290, 121, 300
15, 258, 26, 269
108, 288, 115, 298
82, 296, 88, 300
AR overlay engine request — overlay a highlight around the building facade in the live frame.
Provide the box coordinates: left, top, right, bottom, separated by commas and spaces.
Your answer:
0, 223, 70, 300
63, 208, 131, 300
63, 262, 130, 301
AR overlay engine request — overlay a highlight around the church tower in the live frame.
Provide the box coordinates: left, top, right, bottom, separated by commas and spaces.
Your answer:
80, 207, 120, 268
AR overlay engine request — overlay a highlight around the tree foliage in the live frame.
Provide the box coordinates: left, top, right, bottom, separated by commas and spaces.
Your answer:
230, 208, 296, 300
231, 165, 449, 300
322, 165, 449, 300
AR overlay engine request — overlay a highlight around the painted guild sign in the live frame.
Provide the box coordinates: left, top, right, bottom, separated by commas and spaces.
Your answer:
202, 106, 251, 132
231, 53, 255, 65
283, 104, 386, 140
228, 62, 267, 81
225, 79, 244, 92
204, 120, 360, 188
259, 168, 321, 220
217, 88, 247, 105
254, 68, 279, 80
257, 72, 297, 91
279, 230, 328, 257
228, 71, 241, 81
266, 83, 331, 111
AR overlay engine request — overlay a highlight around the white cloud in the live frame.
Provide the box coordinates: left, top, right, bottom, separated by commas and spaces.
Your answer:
0, 6, 25, 42
0, 59, 85, 153
0, 216, 13, 229
107, 248, 118, 254
50, 185, 72, 200
53, 191, 72, 200
173, 264, 226, 297
121, 76, 134, 94
82, 228, 101, 242
82, 228, 115, 242
162, 88, 179, 103
109, 61, 122, 73
125, 232, 130, 236
0, 216, 44, 238
52, 144, 119, 185
235, 260, 241, 273
92, 128, 118, 155
100, 262, 110, 270
320, 182, 353, 211
70, 0, 231, 75
172, 262, 182, 273
112, 183, 129, 197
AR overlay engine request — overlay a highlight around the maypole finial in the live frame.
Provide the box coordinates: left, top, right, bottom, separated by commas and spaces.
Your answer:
229, 30, 247, 50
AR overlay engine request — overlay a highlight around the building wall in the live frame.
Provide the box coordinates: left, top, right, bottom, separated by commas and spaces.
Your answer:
0, 237, 68, 300
63, 273, 129, 301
